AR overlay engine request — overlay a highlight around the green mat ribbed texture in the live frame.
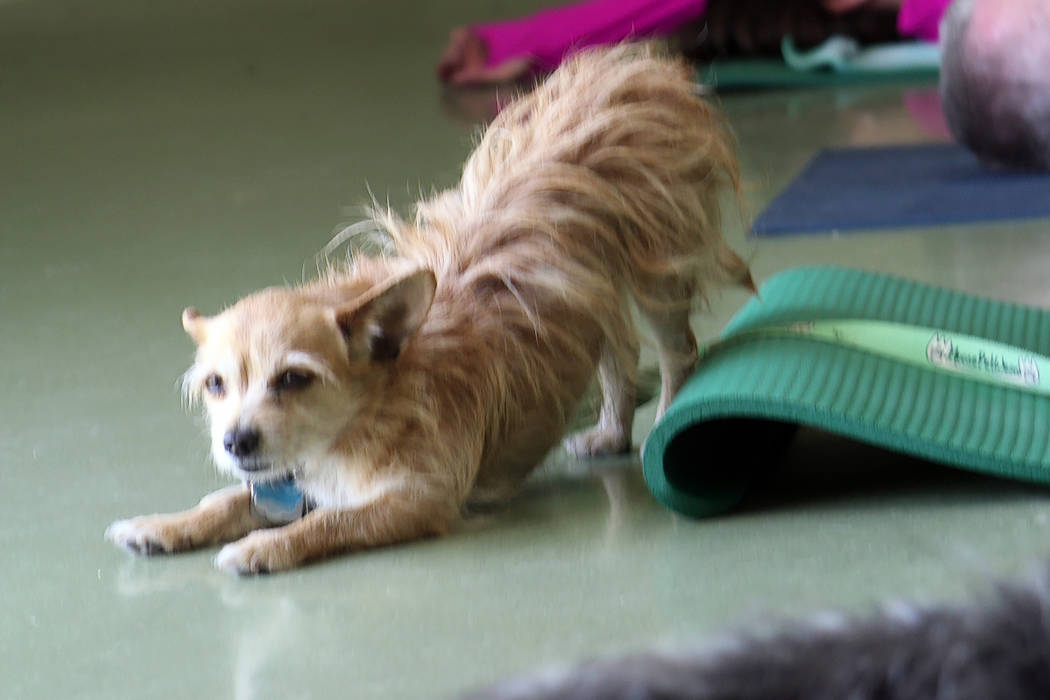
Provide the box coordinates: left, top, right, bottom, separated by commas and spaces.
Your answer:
642, 267, 1050, 518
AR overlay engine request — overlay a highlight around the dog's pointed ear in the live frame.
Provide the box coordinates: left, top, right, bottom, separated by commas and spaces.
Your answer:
335, 268, 436, 362
182, 307, 209, 346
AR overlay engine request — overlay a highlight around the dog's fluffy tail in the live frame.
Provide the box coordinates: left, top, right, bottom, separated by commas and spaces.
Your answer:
461, 44, 752, 300
381, 44, 751, 366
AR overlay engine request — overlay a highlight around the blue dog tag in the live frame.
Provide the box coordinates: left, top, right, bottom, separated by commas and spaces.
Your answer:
250, 477, 309, 525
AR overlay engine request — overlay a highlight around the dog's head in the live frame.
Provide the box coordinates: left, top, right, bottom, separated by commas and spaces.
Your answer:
181, 267, 436, 481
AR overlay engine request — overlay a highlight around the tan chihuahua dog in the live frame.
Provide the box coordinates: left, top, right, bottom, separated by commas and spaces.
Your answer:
106, 46, 753, 575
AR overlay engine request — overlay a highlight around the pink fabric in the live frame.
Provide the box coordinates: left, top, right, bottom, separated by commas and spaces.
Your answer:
897, 0, 952, 41
475, 0, 951, 74
474, 0, 708, 72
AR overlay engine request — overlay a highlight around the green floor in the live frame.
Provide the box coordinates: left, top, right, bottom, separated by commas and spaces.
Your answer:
4, 1, 1050, 697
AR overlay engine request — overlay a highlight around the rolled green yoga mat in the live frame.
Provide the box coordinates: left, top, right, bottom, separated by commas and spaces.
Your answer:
642, 267, 1050, 518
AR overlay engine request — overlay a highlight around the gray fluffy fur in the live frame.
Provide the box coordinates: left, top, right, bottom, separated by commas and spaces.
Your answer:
462, 566, 1050, 700
939, 0, 1050, 171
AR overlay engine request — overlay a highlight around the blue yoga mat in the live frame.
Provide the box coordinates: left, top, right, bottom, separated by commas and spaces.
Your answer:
753, 143, 1050, 236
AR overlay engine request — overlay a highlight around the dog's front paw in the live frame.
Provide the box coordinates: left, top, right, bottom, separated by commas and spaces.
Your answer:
105, 517, 181, 556
563, 426, 631, 458
214, 531, 298, 576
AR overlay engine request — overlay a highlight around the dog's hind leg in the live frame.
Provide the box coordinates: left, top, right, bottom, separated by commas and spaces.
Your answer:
642, 304, 698, 421
563, 337, 639, 458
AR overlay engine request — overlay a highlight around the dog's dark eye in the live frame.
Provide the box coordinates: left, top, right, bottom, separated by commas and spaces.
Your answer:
204, 374, 225, 397
273, 369, 315, 392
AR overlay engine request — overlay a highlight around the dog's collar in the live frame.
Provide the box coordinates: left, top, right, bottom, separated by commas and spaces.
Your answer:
249, 476, 312, 525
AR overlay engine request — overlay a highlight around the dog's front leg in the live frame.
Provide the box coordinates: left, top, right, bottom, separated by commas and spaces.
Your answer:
214, 491, 456, 575
106, 484, 265, 556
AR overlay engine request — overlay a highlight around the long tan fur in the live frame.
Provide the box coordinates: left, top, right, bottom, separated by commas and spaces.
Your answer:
105, 46, 753, 575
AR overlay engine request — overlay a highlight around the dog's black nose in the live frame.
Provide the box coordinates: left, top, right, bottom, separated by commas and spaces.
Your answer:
223, 428, 260, 457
